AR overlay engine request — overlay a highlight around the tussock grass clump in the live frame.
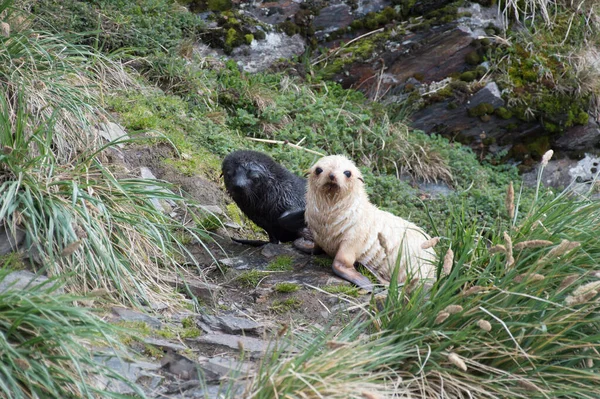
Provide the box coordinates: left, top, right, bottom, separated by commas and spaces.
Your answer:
0, 268, 144, 398
0, 1, 134, 163
0, 92, 207, 306
244, 165, 600, 398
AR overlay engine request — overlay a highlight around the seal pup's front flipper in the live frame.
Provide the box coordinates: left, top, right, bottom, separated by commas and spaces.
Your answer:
278, 209, 306, 232
332, 252, 374, 292
231, 238, 271, 246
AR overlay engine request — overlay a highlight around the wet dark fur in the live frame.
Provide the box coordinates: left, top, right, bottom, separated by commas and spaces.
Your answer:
222, 150, 306, 244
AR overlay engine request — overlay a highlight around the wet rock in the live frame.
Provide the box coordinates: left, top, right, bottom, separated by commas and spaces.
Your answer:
193, 333, 270, 359
457, 2, 505, 37
232, 32, 306, 73
338, 25, 475, 97
521, 154, 600, 193
0, 224, 24, 256
313, 3, 353, 39
355, 0, 390, 17
248, 0, 301, 25
554, 118, 600, 153
468, 82, 504, 109
0, 271, 59, 294
111, 307, 162, 329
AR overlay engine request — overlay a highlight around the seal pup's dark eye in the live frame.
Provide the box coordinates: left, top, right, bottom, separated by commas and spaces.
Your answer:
344, 170, 352, 178
315, 167, 323, 175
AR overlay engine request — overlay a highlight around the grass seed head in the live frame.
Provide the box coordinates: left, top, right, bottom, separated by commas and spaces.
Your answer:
489, 244, 507, 254
448, 352, 467, 371
443, 248, 454, 275
565, 290, 598, 306
60, 240, 82, 257
435, 311, 450, 324
477, 319, 492, 332
444, 305, 464, 314
558, 274, 579, 291
514, 273, 545, 283
14, 358, 31, 371
1, 22, 9, 37
540, 150, 554, 167
544, 239, 581, 261
572, 281, 600, 297
463, 285, 483, 296
505, 181, 514, 219
513, 240, 554, 250
517, 379, 540, 392
421, 236, 440, 249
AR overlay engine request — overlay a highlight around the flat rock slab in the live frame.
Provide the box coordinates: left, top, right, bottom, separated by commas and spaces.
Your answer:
199, 314, 262, 335
200, 356, 253, 380
192, 333, 271, 359
111, 307, 162, 329
94, 353, 162, 395
0, 270, 60, 294
143, 337, 188, 352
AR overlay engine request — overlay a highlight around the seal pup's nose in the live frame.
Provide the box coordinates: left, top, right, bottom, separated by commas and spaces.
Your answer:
329, 173, 335, 181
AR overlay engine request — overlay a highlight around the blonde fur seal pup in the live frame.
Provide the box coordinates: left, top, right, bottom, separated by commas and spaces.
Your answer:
305, 155, 436, 289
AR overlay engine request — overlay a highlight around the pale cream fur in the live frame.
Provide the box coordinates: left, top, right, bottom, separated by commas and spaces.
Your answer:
306, 155, 436, 283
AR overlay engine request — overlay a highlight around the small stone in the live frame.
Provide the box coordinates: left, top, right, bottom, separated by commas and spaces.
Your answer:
261, 243, 293, 258
216, 315, 262, 335
161, 353, 204, 381
224, 222, 242, 229
200, 205, 224, 215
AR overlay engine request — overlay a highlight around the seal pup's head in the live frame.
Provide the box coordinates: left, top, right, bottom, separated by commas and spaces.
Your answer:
222, 151, 275, 204
308, 155, 364, 199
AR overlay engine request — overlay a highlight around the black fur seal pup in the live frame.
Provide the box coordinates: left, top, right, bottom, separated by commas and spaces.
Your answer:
222, 150, 307, 245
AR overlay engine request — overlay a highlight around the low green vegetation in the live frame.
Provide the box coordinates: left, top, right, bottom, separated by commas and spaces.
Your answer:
274, 282, 300, 293
266, 255, 295, 272
322, 284, 361, 298
236, 270, 269, 288
270, 298, 302, 314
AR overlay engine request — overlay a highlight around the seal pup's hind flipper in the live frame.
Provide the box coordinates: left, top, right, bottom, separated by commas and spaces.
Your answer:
332, 254, 374, 292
